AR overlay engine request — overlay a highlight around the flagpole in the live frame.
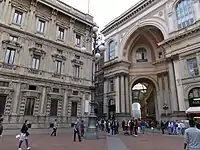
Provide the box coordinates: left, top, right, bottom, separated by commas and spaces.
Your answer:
88, 0, 90, 14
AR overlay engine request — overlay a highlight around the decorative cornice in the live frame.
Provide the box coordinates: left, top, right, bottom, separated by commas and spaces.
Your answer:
101, 0, 156, 34
2, 40, 22, 48
29, 47, 46, 55
71, 59, 84, 65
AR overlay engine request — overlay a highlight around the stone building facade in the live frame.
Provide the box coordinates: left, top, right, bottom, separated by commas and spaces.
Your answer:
101, 0, 200, 121
0, 0, 94, 129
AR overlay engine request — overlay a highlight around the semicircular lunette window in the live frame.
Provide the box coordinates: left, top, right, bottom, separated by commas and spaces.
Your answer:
136, 48, 148, 62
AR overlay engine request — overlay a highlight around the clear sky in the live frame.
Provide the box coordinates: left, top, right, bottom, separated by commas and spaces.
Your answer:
62, 0, 140, 30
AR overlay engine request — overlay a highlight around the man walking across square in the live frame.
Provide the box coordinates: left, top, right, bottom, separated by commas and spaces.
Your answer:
184, 119, 200, 150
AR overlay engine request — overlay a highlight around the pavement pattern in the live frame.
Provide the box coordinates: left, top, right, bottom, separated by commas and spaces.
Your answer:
0, 130, 184, 150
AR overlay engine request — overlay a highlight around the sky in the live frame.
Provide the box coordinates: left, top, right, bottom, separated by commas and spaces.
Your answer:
62, 0, 141, 30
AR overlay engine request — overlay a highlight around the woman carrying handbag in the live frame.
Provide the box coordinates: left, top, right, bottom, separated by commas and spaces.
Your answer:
18, 120, 31, 150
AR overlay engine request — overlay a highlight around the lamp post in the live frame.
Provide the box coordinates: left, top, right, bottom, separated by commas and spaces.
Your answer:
84, 23, 105, 140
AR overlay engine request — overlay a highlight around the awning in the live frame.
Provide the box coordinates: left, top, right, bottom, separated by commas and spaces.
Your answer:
186, 107, 200, 114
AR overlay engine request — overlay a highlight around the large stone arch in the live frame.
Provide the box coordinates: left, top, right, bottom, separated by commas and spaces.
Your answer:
119, 18, 168, 60
184, 84, 200, 99
130, 75, 159, 92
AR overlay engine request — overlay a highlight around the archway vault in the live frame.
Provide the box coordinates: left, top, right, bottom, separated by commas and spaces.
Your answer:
120, 19, 168, 60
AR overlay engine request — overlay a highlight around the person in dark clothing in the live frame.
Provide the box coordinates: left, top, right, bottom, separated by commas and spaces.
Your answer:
51, 119, 57, 136
18, 120, 31, 150
161, 121, 165, 134
74, 119, 81, 142
122, 120, 125, 131
111, 120, 116, 135
130, 120, 134, 135
134, 119, 138, 136
80, 120, 85, 137
0, 117, 3, 137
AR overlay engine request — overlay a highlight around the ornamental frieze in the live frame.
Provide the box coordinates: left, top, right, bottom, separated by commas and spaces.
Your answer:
21, 90, 41, 98
47, 93, 63, 100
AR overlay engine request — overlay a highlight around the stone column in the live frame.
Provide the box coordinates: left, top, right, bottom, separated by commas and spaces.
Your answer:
103, 80, 108, 114
40, 86, 46, 115
115, 76, 120, 113
120, 75, 125, 113
81, 92, 85, 116
125, 75, 130, 113
12, 82, 21, 115
62, 89, 68, 116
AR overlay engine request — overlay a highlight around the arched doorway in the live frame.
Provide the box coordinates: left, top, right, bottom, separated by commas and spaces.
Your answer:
131, 78, 157, 121
108, 99, 116, 119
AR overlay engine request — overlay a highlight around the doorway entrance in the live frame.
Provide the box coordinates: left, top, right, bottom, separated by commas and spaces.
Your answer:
0, 95, 7, 115
131, 78, 156, 120
108, 99, 116, 119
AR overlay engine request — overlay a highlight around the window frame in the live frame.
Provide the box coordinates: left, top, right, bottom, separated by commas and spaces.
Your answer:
108, 41, 115, 60
12, 10, 23, 25
187, 57, 199, 77
56, 60, 62, 74
71, 102, 78, 117
75, 34, 81, 46
31, 54, 41, 70
175, 0, 194, 29
50, 99, 58, 116
37, 19, 45, 34
57, 27, 65, 41
4, 47, 16, 65
136, 47, 148, 62
74, 65, 80, 78
9, 35, 18, 42
24, 98, 35, 116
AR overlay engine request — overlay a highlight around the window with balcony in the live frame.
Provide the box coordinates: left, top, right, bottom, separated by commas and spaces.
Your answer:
4, 48, 16, 65
56, 60, 62, 74
50, 99, 58, 116
13, 10, 22, 25
31, 54, 40, 70
9, 35, 18, 42
187, 58, 199, 76
37, 20, 45, 33
74, 65, 80, 78
0, 81, 9, 87
176, 0, 194, 29
24, 98, 35, 116
75, 34, 81, 46
108, 41, 115, 60
136, 48, 148, 62
57, 27, 64, 40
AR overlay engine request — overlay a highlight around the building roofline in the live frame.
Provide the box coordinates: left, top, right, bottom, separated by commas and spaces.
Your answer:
41, 0, 95, 26
101, 0, 156, 34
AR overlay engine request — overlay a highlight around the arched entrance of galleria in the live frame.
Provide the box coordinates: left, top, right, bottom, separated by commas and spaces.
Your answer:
123, 25, 170, 121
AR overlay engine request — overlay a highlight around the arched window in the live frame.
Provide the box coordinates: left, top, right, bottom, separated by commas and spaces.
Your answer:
108, 41, 115, 60
188, 87, 200, 107
136, 48, 148, 62
176, 0, 194, 29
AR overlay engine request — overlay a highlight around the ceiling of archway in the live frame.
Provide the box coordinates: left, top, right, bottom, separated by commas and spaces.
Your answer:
124, 25, 164, 57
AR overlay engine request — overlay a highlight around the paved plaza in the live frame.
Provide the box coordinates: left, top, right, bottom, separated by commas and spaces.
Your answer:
0, 129, 184, 150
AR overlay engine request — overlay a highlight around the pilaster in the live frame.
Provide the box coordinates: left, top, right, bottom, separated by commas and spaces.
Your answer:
125, 75, 130, 113
120, 75, 125, 113
40, 86, 46, 115
12, 82, 21, 115
115, 76, 120, 113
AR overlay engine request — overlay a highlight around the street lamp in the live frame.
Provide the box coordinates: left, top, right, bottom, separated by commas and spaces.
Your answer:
85, 23, 105, 140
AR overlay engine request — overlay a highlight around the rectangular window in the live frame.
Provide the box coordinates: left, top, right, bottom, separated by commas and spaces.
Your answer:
37, 20, 45, 33
24, 98, 35, 116
75, 55, 80, 59
53, 88, 59, 93
35, 43, 42, 48
0, 81, 9, 87
9, 35, 18, 41
72, 91, 79, 95
57, 27, 64, 40
29, 85, 37, 90
74, 65, 80, 78
0, 95, 6, 115
32, 54, 40, 70
71, 102, 77, 116
110, 79, 114, 92
13, 10, 22, 25
57, 49, 63, 54
50, 99, 58, 116
75, 34, 81, 46
187, 58, 199, 76
56, 60, 62, 74
4, 48, 16, 65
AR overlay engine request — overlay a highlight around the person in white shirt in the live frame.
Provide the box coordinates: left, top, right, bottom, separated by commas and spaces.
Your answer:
184, 119, 200, 150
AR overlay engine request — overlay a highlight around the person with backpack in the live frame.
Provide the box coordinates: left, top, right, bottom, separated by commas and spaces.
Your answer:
18, 120, 31, 150
73, 119, 81, 142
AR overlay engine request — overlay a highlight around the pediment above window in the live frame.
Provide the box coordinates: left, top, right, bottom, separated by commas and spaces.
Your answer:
10, 0, 29, 12
2, 40, 22, 48
51, 53, 66, 61
29, 47, 46, 55
71, 59, 84, 65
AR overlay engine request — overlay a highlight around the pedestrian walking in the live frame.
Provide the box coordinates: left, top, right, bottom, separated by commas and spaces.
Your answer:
51, 119, 57, 136
73, 119, 81, 142
184, 119, 200, 150
80, 120, 85, 137
161, 121, 165, 134
122, 120, 125, 131
18, 120, 31, 150
0, 116, 3, 138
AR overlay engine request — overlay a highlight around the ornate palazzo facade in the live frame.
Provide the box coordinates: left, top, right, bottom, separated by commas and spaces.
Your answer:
101, 0, 200, 121
0, 0, 94, 129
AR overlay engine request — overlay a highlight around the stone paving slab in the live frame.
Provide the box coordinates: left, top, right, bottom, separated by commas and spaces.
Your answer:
107, 136, 128, 150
